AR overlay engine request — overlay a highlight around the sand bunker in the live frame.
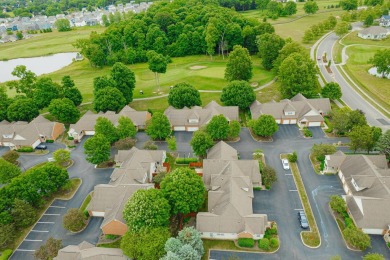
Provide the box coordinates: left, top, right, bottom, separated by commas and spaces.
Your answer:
189, 65, 207, 70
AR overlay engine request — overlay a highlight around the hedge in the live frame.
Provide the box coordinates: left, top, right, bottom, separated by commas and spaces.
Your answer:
17, 147, 34, 152
237, 238, 254, 248
175, 157, 198, 164
0, 249, 12, 260
258, 238, 270, 250
46, 140, 54, 143
270, 238, 279, 248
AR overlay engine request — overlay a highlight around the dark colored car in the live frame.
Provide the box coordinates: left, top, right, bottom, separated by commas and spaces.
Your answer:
298, 211, 309, 229
36, 144, 47, 150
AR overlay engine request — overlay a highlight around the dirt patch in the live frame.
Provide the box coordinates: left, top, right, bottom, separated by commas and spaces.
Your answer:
189, 65, 207, 70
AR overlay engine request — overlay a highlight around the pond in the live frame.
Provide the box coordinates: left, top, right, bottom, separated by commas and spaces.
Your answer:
0, 52, 78, 83
368, 67, 390, 79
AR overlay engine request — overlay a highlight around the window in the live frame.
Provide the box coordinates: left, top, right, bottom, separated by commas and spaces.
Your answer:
188, 118, 199, 123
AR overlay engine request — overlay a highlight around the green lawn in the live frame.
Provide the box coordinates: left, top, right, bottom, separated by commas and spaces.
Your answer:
0, 26, 105, 60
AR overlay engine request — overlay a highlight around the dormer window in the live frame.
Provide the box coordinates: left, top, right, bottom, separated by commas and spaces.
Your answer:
284, 111, 295, 116
188, 118, 199, 123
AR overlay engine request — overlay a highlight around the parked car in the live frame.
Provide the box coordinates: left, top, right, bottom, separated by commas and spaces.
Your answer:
298, 211, 309, 229
36, 144, 47, 150
282, 159, 290, 170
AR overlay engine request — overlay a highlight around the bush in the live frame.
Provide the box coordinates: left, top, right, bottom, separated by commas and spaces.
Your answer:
237, 238, 254, 248
0, 249, 12, 260
344, 217, 354, 228
63, 208, 86, 232
387, 242, 390, 248
270, 238, 279, 248
46, 140, 54, 143
152, 172, 167, 184
67, 136, 74, 140
83, 209, 89, 218
342, 226, 371, 250
258, 238, 270, 250
114, 138, 136, 150
266, 227, 278, 236
143, 140, 158, 150
288, 151, 298, 162
17, 146, 34, 152
2, 150, 19, 164
175, 157, 198, 164
320, 160, 325, 171
303, 127, 312, 137
105, 234, 119, 240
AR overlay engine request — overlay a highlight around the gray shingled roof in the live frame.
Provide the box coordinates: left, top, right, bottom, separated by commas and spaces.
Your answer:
359, 26, 388, 36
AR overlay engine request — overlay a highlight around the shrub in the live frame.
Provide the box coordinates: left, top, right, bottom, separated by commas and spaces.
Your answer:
303, 127, 313, 137
17, 146, 34, 152
329, 195, 347, 215
175, 157, 198, 164
143, 140, 158, 150
83, 210, 89, 218
387, 242, 390, 248
63, 208, 86, 232
288, 151, 298, 162
2, 150, 19, 164
114, 138, 136, 150
320, 160, 325, 171
46, 140, 54, 143
258, 238, 270, 250
342, 226, 371, 250
67, 136, 74, 140
237, 238, 254, 248
344, 217, 354, 228
0, 249, 12, 260
152, 172, 167, 184
270, 238, 279, 248
105, 234, 119, 240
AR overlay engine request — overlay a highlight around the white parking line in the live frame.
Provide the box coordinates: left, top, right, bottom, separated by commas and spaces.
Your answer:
37, 222, 55, 224
43, 214, 60, 216
49, 206, 66, 208
294, 209, 304, 211
31, 230, 49, 233
289, 189, 298, 192
15, 249, 36, 252
24, 239, 43, 242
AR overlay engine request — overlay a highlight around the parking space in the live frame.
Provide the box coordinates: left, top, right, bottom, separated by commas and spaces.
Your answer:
310, 127, 326, 139
273, 125, 302, 140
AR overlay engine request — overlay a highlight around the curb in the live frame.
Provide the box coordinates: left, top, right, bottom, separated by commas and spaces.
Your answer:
247, 128, 273, 143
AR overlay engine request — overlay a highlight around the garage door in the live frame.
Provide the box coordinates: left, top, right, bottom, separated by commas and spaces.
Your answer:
91, 211, 105, 217
84, 131, 95, 135
32, 139, 41, 149
275, 119, 281, 124
308, 122, 321, 127
290, 119, 297, 124
187, 127, 199, 132
174, 126, 185, 131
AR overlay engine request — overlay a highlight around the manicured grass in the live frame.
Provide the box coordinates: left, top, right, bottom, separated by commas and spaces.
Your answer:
80, 194, 92, 212
256, 81, 282, 103
342, 32, 390, 46
0, 26, 105, 60
332, 41, 343, 64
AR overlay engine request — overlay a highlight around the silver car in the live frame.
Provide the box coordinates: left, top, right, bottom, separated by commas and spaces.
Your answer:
282, 159, 289, 170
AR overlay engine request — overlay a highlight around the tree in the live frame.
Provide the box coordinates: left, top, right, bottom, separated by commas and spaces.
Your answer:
162, 227, 204, 259
329, 195, 347, 214
53, 149, 71, 166
283, 2, 297, 16
220, 81, 256, 110
288, 151, 298, 162
311, 143, 337, 161
0, 159, 21, 184
11, 199, 36, 229
0, 87, 10, 121
110, 62, 136, 103
146, 112, 171, 140
34, 237, 62, 260
340, 0, 358, 10
349, 125, 380, 153
84, 134, 111, 164
94, 87, 127, 113
278, 53, 318, 98
206, 115, 230, 140
168, 83, 201, 109
249, 114, 278, 137
61, 75, 75, 89
342, 226, 371, 250
377, 130, 390, 158
321, 82, 342, 100
33, 77, 60, 109
303, 1, 319, 14
48, 98, 80, 124
16, 31, 23, 40
6, 65, 37, 98
229, 120, 241, 139
348, 109, 367, 130
160, 168, 205, 224
55, 18, 71, 31
335, 21, 350, 37
61, 76, 82, 106
121, 227, 170, 260
363, 253, 385, 260
224, 45, 253, 82
63, 208, 86, 232
93, 76, 115, 95
364, 14, 374, 26
95, 117, 119, 144
166, 136, 177, 151
257, 33, 285, 70
262, 165, 277, 188
114, 138, 136, 150
190, 130, 214, 157
0, 224, 15, 250
2, 150, 19, 165
7, 98, 39, 122
117, 116, 137, 139
123, 189, 170, 232
303, 29, 315, 43
146, 50, 169, 91
273, 41, 306, 72
369, 49, 390, 78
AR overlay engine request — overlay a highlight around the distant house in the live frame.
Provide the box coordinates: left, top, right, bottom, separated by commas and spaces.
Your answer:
197, 141, 269, 240
0, 116, 64, 149
324, 151, 390, 235
164, 101, 239, 132
54, 241, 128, 259
358, 26, 388, 40
250, 93, 331, 127
379, 15, 390, 27
68, 106, 151, 141
87, 147, 166, 235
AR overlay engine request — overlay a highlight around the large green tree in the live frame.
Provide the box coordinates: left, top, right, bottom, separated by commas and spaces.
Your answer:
6, 65, 36, 98
95, 117, 119, 144
54, 18, 71, 31
0, 159, 21, 184
220, 80, 256, 110
168, 83, 201, 109
110, 62, 136, 103
224, 45, 253, 82
61, 76, 83, 106
33, 77, 60, 109
146, 112, 171, 140
11, 199, 36, 229
34, 238, 62, 260
377, 130, 390, 158
283, 2, 297, 16
190, 130, 214, 157
229, 120, 241, 139
343, 226, 371, 250
331, 108, 367, 134
146, 50, 169, 91
53, 149, 71, 166
206, 115, 230, 140
311, 143, 337, 161
62, 208, 86, 232
7, 98, 39, 122
262, 165, 277, 189
117, 116, 137, 139
84, 134, 111, 164
0, 224, 15, 250
369, 49, 390, 78
0, 87, 10, 121
349, 125, 381, 153
335, 21, 350, 37
249, 114, 279, 137
273, 41, 306, 73
278, 52, 318, 98
340, 0, 358, 10
123, 189, 170, 232
257, 33, 285, 70
93, 87, 127, 113
48, 98, 80, 124
322, 82, 342, 100
303, 1, 319, 14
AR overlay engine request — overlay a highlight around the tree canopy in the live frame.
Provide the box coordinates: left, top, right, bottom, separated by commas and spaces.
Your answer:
6, 65, 36, 98
48, 98, 80, 124
257, 33, 285, 70
377, 130, 390, 159
206, 115, 230, 140
249, 114, 279, 137
0, 159, 21, 184
340, 0, 358, 10
117, 116, 137, 139
224, 45, 253, 82
95, 117, 119, 144
0, 87, 10, 121
7, 98, 39, 122
61, 76, 83, 106
303, 1, 319, 14
34, 237, 62, 260
110, 62, 136, 103
146, 50, 169, 91
83, 134, 111, 164
369, 49, 390, 78
33, 77, 60, 109
54, 18, 71, 31
146, 112, 172, 140
168, 83, 201, 109
190, 130, 214, 157
220, 80, 256, 110
162, 227, 204, 260
321, 82, 342, 100
93, 87, 127, 113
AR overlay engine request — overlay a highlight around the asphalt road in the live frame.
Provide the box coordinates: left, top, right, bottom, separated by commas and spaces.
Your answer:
316, 32, 390, 131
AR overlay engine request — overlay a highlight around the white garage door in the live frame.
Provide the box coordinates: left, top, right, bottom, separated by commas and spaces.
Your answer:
174, 126, 185, 131
275, 119, 281, 124
187, 127, 199, 132
84, 131, 95, 135
32, 139, 41, 149
282, 120, 290, 124
290, 119, 297, 124
91, 211, 105, 217
308, 122, 321, 127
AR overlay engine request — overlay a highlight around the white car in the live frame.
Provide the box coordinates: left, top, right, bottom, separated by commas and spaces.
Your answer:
282, 159, 290, 170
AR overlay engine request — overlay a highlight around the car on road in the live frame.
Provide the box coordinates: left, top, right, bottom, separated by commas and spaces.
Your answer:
282, 159, 290, 170
36, 144, 47, 150
298, 211, 309, 229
